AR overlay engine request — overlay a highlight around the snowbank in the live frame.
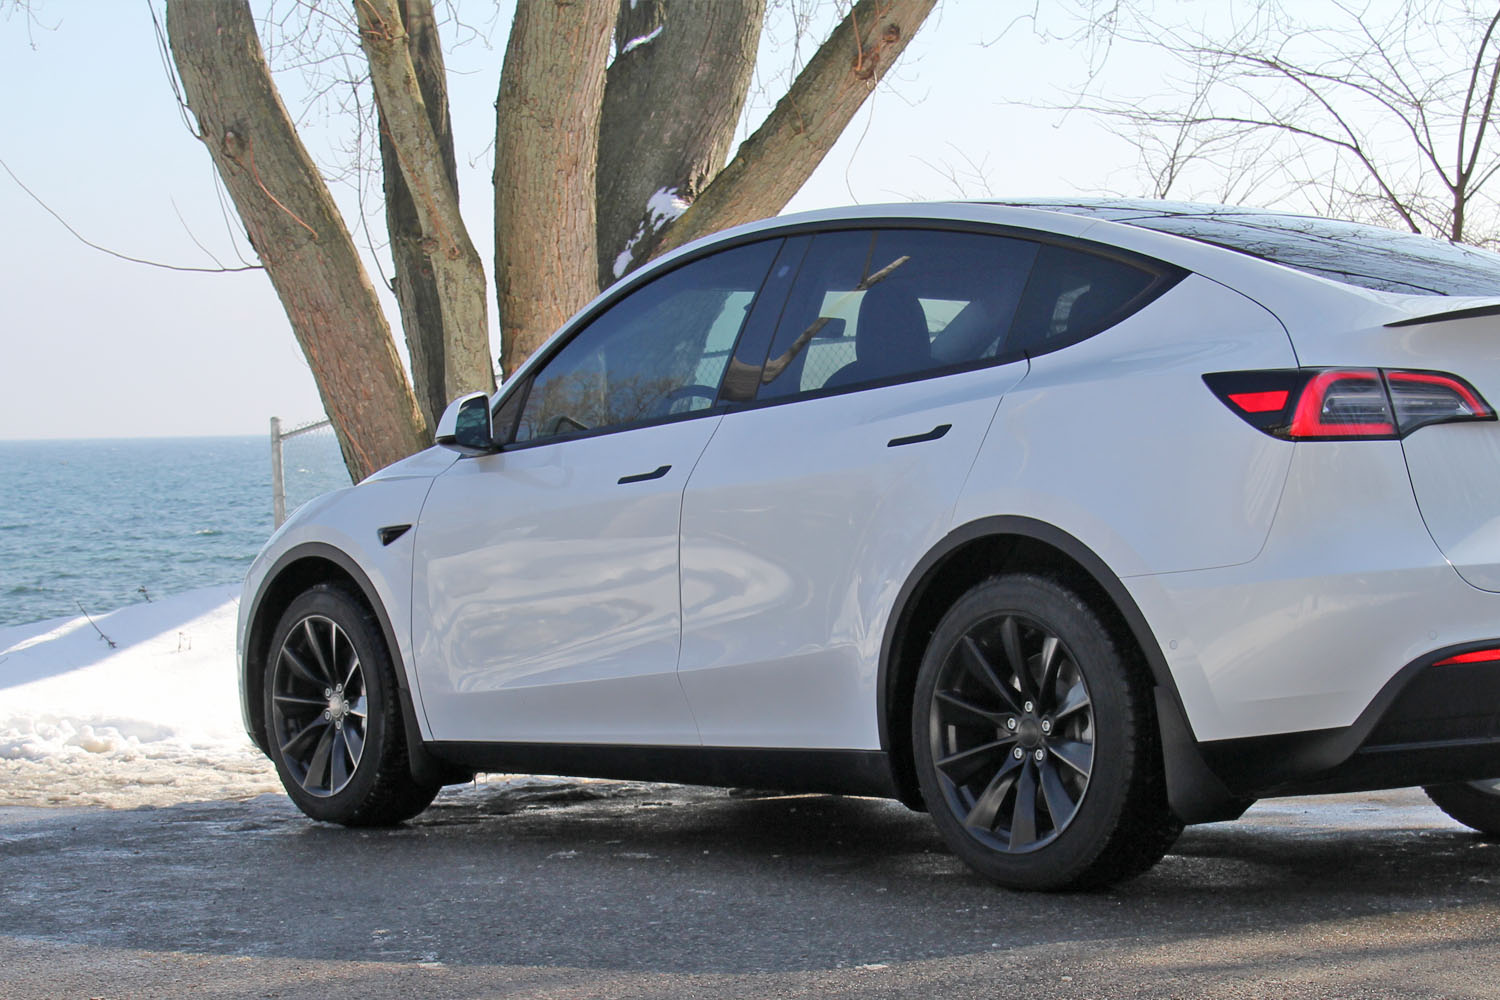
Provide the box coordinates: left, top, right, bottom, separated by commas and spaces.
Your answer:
0, 586, 282, 807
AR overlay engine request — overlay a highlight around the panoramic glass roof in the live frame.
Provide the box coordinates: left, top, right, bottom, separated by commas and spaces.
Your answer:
990, 199, 1500, 297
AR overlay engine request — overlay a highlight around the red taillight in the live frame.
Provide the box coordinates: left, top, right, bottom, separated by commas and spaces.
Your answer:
1287, 369, 1396, 439
1204, 368, 1496, 440
1385, 370, 1494, 432
1434, 648, 1500, 666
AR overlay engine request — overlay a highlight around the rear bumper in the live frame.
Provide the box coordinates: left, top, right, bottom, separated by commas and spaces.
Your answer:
1125, 438, 1500, 743
1198, 647, 1500, 797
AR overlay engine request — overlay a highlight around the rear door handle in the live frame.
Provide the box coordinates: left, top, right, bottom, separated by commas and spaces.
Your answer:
618, 464, 672, 485
888, 424, 952, 448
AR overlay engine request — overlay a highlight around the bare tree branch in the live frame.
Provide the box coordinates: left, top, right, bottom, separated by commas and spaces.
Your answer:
0, 156, 262, 273
1056, 0, 1500, 245
357, 0, 494, 411
649, 0, 938, 262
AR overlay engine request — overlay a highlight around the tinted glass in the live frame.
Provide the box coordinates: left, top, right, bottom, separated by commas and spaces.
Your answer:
997, 199, 1500, 296
514, 241, 778, 443
1009, 243, 1161, 356
756, 229, 1038, 399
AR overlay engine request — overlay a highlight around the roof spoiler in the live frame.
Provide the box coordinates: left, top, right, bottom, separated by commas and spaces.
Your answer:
1386, 303, 1500, 328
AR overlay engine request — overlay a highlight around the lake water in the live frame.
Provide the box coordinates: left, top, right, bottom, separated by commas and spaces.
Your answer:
0, 434, 350, 626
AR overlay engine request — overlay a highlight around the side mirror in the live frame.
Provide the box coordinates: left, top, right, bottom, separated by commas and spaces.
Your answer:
435, 391, 497, 456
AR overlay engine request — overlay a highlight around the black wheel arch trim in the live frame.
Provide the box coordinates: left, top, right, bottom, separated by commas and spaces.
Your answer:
244, 541, 470, 787
878, 515, 1245, 824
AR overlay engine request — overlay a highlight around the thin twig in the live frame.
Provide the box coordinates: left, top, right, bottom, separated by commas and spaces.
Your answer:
0, 156, 263, 273
76, 602, 117, 649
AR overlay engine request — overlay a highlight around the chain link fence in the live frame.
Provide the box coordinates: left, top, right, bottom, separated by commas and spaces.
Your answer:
270, 417, 351, 528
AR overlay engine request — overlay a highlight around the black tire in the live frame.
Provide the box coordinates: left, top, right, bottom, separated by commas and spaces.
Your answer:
912, 574, 1181, 890
263, 583, 439, 826
1424, 780, 1500, 835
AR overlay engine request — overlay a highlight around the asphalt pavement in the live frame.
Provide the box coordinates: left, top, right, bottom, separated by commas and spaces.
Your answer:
1, 781, 1497, 998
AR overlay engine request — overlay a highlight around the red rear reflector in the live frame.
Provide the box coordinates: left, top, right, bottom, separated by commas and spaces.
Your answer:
1434, 649, 1500, 666
1227, 390, 1289, 413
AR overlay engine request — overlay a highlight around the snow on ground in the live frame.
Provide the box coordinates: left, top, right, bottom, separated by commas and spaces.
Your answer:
0, 586, 282, 808
0, 587, 609, 812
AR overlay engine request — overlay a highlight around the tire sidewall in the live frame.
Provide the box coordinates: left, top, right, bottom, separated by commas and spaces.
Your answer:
912, 574, 1140, 890
263, 585, 399, 824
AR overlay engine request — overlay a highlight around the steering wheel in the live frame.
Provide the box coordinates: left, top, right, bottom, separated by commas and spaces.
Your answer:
653, 384, 719, 416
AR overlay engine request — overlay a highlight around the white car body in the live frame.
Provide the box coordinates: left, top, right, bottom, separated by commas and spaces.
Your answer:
239, 200, 1500, 852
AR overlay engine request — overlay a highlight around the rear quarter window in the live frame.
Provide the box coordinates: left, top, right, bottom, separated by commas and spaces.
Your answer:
1009, 243, 1182, 357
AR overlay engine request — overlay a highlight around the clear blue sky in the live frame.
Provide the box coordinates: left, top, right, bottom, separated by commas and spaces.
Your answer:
0, 1, 1170, 440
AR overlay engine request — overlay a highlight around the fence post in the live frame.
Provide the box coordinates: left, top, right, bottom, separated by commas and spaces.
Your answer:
270, 416, 286, 528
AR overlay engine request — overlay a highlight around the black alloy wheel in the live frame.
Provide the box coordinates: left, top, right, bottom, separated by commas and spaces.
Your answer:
270, 613, 368, 798
926, 611, 1095, 853
264, 583, 440, 826
913, 573, 1180, 890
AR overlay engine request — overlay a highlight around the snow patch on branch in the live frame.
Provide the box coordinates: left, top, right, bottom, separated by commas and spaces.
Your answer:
620, 23, 664, 56
613, 187, 692, 279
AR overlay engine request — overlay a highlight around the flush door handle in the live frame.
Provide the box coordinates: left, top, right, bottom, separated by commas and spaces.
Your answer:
618, 464, 672, 485
887, 424, 952, 448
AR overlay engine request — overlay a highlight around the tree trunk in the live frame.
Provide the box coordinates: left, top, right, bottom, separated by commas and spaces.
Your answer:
359, 0, 494, 418
377, 0, 460, 429
595, 0, 764, 287
649, 0, 938, 262
166, 0, 428, 480
493, 0, 616, 375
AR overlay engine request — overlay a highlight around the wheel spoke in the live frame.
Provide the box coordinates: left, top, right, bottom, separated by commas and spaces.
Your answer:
937, 739, 1016, 785
343, 721, 365, 764
935, 689, 1008, 728
329, 729, 351, 790
279, 717, 324, 755
1008, 760, 1039, 850
999, 617, 1035, 701
304, 619, 335, 684
1053, 681, 1092, 722
963, 753, 1023, 832
303, 725, 335, 792
342, 655, 361, 691
1037, 635, 1063, 708
1049, 738, 1093, 779
957, 636, 1022, 714
1038, 756, 1077, 825
279, 646, 324, 689
347, 694, 368, 720
274, 692, 327, 709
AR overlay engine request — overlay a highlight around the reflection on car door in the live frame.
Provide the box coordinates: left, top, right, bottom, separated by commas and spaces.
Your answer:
410, 240, 782, 745
412, 420, 722, 744
677, 228, 1039, 749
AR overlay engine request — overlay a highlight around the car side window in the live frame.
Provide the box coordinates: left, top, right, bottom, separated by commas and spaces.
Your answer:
1008, 243, 1168, 357
512, 240, 780, 444
756, 229, 1039, 400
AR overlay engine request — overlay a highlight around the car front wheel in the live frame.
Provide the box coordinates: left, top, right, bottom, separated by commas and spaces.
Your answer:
913, 573, 1180, 890
264, 583, 439, 826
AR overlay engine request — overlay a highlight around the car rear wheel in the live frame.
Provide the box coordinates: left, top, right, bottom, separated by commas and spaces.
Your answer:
913, 573, 1180, 890
264, 584, 439, 826
1424, 779, 1500, 835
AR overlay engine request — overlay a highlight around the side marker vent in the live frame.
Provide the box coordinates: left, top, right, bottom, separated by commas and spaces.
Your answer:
377, 524, 411, 546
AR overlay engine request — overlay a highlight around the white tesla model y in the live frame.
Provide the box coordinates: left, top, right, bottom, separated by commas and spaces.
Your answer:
239, 200, 1500, 889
